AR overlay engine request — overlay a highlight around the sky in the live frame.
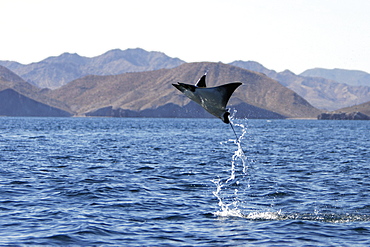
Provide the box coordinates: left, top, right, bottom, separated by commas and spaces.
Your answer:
1, 0, 370, 74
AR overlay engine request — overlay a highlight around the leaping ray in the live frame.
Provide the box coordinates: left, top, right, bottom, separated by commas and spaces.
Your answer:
172, 73, 242, 124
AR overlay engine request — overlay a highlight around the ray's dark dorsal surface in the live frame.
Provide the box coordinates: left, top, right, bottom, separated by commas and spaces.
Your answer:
172, 73, 242, 123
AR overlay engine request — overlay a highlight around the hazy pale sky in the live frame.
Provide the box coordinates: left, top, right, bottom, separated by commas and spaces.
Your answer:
1, 0, 369, 74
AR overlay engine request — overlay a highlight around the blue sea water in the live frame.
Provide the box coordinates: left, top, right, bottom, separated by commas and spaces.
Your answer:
0, 117, 370, 246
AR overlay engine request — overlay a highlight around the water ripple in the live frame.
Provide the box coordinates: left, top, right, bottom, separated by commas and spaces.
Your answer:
0, 118, 369, 246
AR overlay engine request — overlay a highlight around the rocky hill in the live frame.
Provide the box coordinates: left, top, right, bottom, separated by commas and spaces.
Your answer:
44, 62, 321, 119
0, 65, 39, 94
300, 68, 370, 87
230, 61, 370, 111
0, 89, 71, 117
335, 100, 370, 117
0, 65, 73, 116
0, 48, 185, 89
317, 100, 370, 120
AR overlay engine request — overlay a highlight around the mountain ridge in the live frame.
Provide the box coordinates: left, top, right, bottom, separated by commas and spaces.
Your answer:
300, 68, 370, 87
230, 61, 370, 111
0, 48, 185, 89
1, 48, 369, 116
0, 65, 73, 114
44, 62, 321, 119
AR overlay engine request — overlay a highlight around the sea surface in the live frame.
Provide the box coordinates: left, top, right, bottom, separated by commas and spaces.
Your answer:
0, 117, 370, 246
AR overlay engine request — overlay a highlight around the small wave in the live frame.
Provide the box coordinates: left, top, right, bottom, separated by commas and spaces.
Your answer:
277, 213, 370, 223
245, 211, 282, 220
214, 209, 370, 223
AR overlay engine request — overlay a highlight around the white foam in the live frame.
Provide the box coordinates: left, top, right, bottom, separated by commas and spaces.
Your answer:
245, 211, 282, 220
214, 208, 243, 218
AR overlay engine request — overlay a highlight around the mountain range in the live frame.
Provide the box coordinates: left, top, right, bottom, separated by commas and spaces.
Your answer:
0, 48, 184, 89
301, 68, 370, 87
0, 48, 369, 119
230, 61, 370, 111
2, 49, 370, 111
0, 61, 320, 119
0, 65, 71, 117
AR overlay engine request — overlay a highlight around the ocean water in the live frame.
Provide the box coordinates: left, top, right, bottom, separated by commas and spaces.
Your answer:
0, 117, 370, 246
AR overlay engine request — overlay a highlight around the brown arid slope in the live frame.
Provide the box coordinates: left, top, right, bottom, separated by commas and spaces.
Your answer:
337, 101, 370, 116
0, 65, 39, 94
0, 65, 72, 114
47, 62, 321, 118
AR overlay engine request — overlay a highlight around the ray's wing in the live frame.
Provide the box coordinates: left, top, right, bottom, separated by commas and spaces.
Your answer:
172, 80, 242, 123
214, 82, 242, 109
173, 82, 242, 111
172, 82, 202, 105
172, 82, 196, 92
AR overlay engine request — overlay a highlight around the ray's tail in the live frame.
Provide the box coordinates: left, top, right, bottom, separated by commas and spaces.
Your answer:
229, 122, 239, 142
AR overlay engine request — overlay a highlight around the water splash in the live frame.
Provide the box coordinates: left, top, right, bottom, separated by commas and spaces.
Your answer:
211, 113, 370, 222
212, 112, 249, 217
